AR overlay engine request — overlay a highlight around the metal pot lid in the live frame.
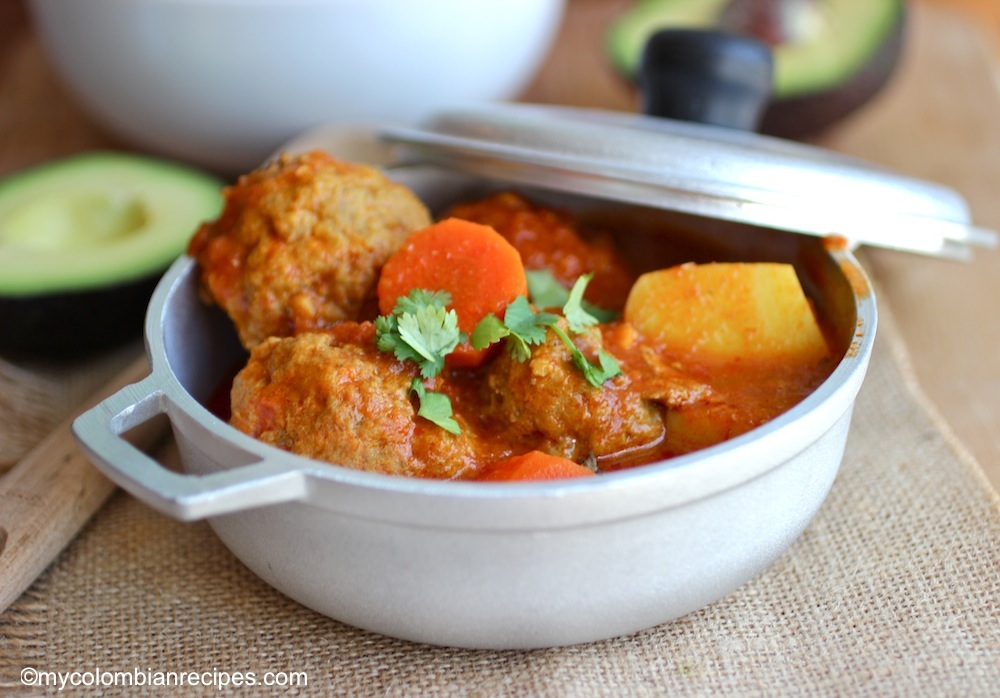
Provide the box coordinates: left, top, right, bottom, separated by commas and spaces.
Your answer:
380, 104, 996, 260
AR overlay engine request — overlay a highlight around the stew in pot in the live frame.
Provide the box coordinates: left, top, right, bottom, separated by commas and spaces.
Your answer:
188, 151, 836, 482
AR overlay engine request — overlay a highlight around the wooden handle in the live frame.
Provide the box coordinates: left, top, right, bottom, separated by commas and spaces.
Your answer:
0, 354, 166, 613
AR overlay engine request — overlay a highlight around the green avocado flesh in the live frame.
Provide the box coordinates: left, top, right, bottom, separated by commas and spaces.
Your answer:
0, 152, 223, 296
607, 0, 904, 99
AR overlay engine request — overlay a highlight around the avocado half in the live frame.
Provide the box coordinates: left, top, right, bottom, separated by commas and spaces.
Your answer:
606, 0, 906, 139
0, 152, 223, 358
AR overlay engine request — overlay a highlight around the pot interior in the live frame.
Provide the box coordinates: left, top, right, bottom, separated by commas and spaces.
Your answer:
156, 164, 864, 463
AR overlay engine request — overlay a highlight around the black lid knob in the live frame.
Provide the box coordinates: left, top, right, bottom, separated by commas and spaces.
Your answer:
639, 29, 774, 132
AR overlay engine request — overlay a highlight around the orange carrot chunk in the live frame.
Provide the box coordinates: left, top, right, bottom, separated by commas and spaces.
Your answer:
377, 218, 528, 368
477, 451, 597, 482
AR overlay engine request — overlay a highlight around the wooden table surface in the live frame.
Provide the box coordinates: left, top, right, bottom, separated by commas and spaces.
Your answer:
2, 0, 999, 496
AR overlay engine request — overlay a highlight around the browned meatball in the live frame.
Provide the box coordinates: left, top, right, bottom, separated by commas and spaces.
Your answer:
479, 319, 665, 462
188, 150, 432, 349
229, 323, 479, 479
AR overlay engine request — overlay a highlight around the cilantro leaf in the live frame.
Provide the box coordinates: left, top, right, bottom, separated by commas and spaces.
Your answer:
504, 296, 557, 344
394, 289, 450, 315
410, 378, 461, 434
374, 289, 464, 379
374, 314, 400, 351
563, 273, 600, 333
374, 289, 466, 433
470, 296, 557, 362
550, 324, 622, 388
470, 314, 509, 350
527, 269, 618, 324
374, 314, 422, 365
396, 304, 461, 378
591, 349, 623, 385
503, 296, 558, 361
468, 274, 624, 387
525, 269, 570, 309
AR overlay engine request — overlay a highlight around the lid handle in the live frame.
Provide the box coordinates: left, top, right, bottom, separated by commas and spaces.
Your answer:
639, 29, 774, 132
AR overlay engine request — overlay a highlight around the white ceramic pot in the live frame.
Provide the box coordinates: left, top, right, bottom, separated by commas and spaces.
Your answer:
72, 161, 876, 649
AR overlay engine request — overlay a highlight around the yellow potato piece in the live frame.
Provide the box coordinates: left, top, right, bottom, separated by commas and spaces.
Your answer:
624, 262, 830, 365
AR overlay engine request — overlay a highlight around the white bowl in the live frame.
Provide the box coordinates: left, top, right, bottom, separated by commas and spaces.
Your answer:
27, 0, 565, 174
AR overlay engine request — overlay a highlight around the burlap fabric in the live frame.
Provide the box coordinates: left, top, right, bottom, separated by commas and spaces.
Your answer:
0, 294, 998, 697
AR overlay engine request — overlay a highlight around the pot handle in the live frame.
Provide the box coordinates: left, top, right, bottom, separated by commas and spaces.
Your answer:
72, 375, 307, 522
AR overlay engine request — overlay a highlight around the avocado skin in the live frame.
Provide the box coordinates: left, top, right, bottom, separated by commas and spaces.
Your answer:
759, 11, 906, 139
0, 272, 160, 360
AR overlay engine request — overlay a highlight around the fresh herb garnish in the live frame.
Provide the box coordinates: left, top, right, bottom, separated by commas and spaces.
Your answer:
375, 289, 463, 379
556, 274, 622, 385
375, 275, 623, 434
374, 289, 465, 432
526, 269, 619, 323
549, 323, 622, 387
472, 273, 622, 388
524, 269, 570, 310
471, 296, 557, 362
409, 378, 461, 435
562, 273, 601, 332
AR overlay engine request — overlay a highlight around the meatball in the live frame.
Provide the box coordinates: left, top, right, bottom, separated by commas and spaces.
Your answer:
188, 150, 432, 349
229, 323, 479, 479
602, 322, 715, 409
480, 320, 665, 462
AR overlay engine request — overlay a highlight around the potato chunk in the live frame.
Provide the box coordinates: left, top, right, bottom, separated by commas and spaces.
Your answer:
624, 262, 830, 365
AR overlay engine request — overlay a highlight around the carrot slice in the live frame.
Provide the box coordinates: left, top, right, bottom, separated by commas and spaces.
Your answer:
477, 451, 597, 482
377, 218, 528, 367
